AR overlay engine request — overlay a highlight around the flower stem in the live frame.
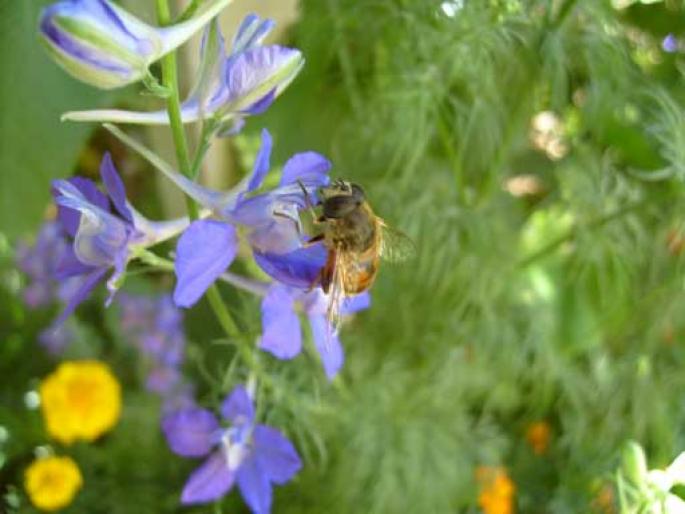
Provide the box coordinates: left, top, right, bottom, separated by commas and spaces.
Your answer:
155, 0, 198, 219
153, 0, 263, 387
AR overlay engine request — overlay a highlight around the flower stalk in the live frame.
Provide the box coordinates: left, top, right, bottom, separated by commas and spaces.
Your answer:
152, 0, 255, 379
155, 0, 197, 219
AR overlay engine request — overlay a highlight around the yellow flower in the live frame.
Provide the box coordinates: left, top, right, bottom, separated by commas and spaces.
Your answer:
24, 456, 83, 511
525, 421, 551, 455
476, 466, 516, 514
40, 360, 121, 444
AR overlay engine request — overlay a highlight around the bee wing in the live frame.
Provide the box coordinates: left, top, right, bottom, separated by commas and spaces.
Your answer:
379, 220, 416, 263
324, 251, 347, 331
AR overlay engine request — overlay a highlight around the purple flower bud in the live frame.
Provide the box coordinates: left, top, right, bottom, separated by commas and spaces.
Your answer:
40, 0, 233, 89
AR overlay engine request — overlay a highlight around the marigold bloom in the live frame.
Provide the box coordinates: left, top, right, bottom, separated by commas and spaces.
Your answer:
525, 421, 551, 455
24, 455, 83, 511
476, 466, 515, 514
40, 360, 121, 444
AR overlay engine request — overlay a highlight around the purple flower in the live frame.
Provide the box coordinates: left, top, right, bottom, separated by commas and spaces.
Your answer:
51, 153, 188, 324
117, 293, 189, 397
171, 129, 331, 307
63, 14, 304, 128
162, 385, 301, 513
259, 284, 370, 379
40, 0, 233, 89
38, 323, 74, 355
663, 34, 679, 53
16, 222, 72, 308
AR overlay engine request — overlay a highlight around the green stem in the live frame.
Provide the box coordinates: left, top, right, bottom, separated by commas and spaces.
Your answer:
206, 284, 273, 389
153, 0, 266, 389
155, 0, 198, 219
205, 285, 240, 339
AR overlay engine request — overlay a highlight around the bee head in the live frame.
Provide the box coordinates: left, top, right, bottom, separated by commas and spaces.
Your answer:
319, 179, 366, 219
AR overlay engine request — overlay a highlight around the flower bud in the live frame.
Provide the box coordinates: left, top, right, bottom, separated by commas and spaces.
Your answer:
622, 440, 648, 486
39, 0, 232, 89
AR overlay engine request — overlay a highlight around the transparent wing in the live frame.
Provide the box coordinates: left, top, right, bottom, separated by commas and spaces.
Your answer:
379, 220, 416, 263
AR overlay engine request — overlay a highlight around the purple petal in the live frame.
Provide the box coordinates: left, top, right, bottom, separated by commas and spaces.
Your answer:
232, 14, 275, 53
225, 45, 301, 104
241, 88, 276, 115
181, 452, 235, 505
100, 152, 133, 222
237, 455, 272, 514
253, 245, 327, 289
280, 152, 332, 187
53, 266, 108, 325
173, 220, 238, 308
253, 425, 302, 485
341, 292, 371, 315
162, 408, 219, 458
146, 366, 181, 395
247, 128, 272, 192
258, 285, 302, 359
220, 385, 255, 425
39, 10, 136, 77
53, 177, 110, 237
55, 247, 95, 279
309, 314, 344, 379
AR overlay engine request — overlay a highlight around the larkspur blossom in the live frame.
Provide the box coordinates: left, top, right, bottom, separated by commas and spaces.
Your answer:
39, 0, 232, 89
16, 222, 71, 308
105, 126, 330, 306
162, 385, 301, 513
172, 129, 331, 306
51, 152, 189, 323
63, 14, 304, 131
15, 221, 86, 354
259, 284, 370, 378
117, 293, 192, 410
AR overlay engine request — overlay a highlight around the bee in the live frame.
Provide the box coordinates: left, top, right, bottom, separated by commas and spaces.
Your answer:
300, 179, 415, 326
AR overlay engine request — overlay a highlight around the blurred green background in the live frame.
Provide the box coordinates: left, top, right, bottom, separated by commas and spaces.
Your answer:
3, 0, 685, 512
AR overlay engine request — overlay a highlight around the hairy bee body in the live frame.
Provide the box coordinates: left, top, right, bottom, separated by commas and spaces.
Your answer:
322, 208, 381, 295
306, 179, 413, 323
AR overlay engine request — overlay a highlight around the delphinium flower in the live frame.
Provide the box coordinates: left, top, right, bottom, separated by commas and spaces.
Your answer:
24, 455, 83, 511
40, 360, 121, 444
117, 293, 192, 410
15, 221, 81, 354
51, 152, 189, 324
107, 125, 371, 377
39, 0, 233, 89
259, 284, 370, 378
16, 222, 71, 309
162, 385, 301, 513
106, 126, 331, 306
63, 15, 304, 132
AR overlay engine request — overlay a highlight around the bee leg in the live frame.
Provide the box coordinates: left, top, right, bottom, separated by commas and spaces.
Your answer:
296, 179, 322, 225
303, 233, 325, 247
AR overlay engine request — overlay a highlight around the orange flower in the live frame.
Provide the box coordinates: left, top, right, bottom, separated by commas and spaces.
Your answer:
476, 466, 515, 514
525, 421, 551, 455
